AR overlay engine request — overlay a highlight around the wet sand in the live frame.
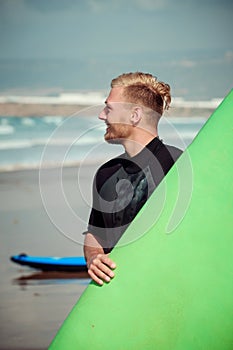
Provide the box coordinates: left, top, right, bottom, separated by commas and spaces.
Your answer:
0, 165, 100, 349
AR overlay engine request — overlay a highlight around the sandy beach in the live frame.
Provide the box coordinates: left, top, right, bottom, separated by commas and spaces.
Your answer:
0, 103, 92, 117
0, 101, 217, 118
0, 164, 100, 350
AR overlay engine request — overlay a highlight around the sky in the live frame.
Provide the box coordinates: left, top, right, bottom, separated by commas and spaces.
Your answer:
0, 0, 233, 98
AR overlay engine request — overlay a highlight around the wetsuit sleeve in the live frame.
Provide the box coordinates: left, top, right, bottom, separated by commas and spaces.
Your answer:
83, 171, 106, 239
87, 208, 105, 236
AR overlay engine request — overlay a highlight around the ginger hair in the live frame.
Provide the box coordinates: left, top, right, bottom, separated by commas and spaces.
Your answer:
111, 72, 171, 116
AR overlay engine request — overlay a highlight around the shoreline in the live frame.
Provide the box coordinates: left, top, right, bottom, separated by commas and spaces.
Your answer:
0, 102, 217, 118
0, 103, 93, 117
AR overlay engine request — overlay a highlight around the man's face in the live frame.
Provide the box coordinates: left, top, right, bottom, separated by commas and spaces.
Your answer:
99, 87, 133, 144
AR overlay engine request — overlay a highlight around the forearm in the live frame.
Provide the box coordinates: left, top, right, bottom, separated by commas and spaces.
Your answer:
84, 232, 104, 267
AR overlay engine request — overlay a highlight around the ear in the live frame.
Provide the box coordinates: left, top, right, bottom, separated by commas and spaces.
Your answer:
130, 106, 142, 126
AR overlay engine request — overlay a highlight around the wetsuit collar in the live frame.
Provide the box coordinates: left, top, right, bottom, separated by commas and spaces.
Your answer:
122, 137, 163, 174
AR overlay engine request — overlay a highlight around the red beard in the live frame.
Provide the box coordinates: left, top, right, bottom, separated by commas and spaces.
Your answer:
104, 123, 132, 144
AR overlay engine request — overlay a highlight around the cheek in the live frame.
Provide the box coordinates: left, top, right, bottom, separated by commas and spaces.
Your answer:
108, 107, 130, 124
114, 123, 133, 137
110, 115, 131, 127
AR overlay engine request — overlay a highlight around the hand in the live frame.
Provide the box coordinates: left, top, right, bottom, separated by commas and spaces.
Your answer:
87, 254, 116, 286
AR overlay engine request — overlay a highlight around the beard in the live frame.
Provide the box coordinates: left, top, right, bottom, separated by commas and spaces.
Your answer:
104, 123, 132, 144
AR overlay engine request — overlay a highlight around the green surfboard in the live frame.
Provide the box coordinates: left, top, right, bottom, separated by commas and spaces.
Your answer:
49, 90, 233, 349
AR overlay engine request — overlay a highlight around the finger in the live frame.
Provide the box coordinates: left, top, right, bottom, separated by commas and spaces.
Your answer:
91, 263, 113, 282
91, 257, 115, 278
88, 268, 104, 286
99, 254, 117, 269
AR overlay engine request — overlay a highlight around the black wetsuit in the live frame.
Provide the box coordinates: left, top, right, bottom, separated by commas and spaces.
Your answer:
86, 137, 182, 253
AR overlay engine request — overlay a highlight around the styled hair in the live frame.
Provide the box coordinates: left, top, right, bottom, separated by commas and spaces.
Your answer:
111, 72, 171, 116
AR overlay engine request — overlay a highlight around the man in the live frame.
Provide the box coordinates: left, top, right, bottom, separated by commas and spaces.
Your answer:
83, 72, 182, 285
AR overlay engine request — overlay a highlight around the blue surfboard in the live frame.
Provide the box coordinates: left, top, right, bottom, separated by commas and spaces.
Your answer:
10, 254, 87, 272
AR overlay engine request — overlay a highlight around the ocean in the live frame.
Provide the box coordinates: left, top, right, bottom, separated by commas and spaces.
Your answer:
0, 113, 207, 173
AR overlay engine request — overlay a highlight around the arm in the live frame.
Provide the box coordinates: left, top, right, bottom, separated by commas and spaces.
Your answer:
84, 232, 116, 286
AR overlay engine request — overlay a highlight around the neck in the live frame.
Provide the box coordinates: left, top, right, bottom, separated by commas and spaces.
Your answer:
122, 129, 158, 157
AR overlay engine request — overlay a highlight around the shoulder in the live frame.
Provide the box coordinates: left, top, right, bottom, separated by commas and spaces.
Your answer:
147, 137, 182, 162
162, 144, 183, 161
153, 143, 183, 175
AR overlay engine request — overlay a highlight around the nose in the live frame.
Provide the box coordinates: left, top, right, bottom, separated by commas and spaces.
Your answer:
98, 107, 107, 121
